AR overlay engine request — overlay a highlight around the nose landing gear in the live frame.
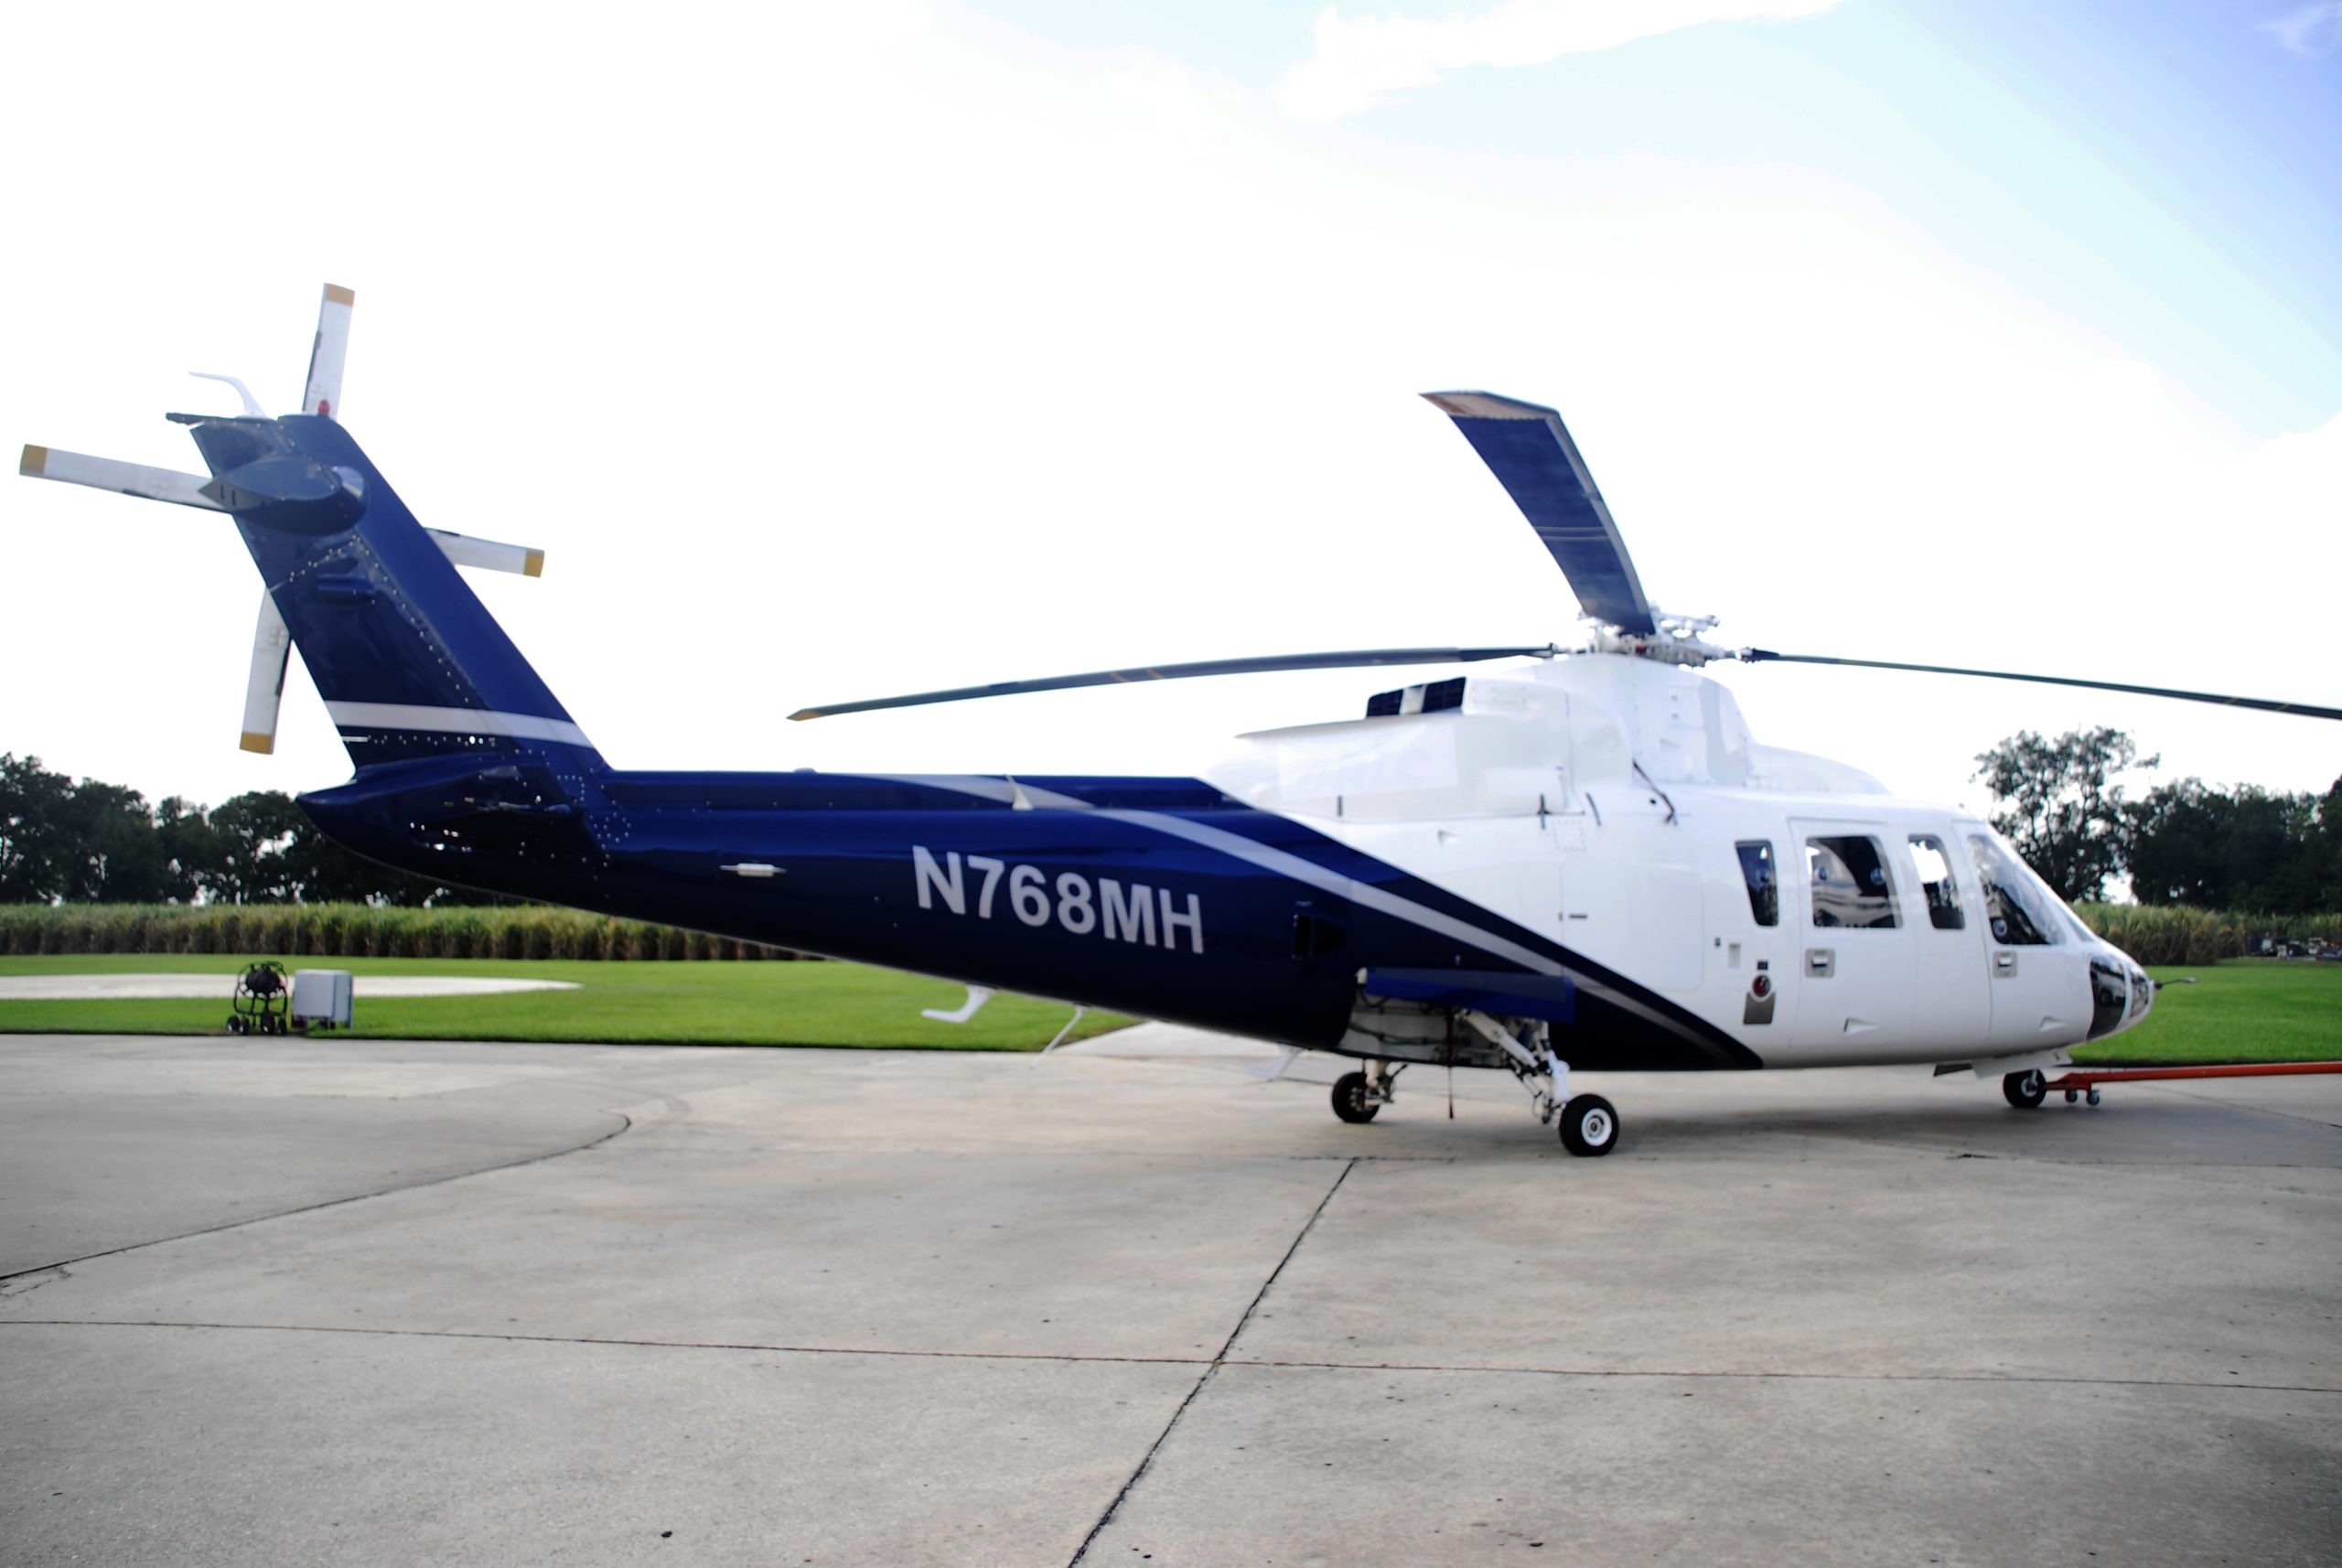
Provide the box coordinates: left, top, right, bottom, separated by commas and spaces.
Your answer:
2002, 1069, 2048, 1110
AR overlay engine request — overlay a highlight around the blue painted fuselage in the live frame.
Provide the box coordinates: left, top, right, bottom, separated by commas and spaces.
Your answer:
298, 756, 1749, 1069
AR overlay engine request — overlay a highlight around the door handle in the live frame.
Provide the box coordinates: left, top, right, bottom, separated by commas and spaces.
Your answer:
1993, 950, 2018, 978
1805, 948, 1834, 978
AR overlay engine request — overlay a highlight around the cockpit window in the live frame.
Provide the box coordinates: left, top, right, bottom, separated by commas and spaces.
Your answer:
1808, 835, 1899, 929
1907, 834, 1964, 931
1735, 841, 1778, 927
1966, 832, 2064, 947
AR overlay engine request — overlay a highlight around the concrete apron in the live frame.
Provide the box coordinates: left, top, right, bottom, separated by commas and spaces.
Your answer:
1, 1032, 2336, 1567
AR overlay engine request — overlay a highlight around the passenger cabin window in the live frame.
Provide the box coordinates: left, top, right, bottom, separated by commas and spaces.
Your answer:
1907, 834, 1964, 930
1807, 835, 1899, 929
1735, 841, 1778, 927
1966, 833, 2063, 946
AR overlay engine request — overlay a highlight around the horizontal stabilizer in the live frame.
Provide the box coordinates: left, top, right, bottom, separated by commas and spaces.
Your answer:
19, 446, 222, 510
427, 529, 545, 577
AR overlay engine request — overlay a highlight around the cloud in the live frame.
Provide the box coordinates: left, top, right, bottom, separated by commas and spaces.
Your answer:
2261, 1, 2342, 58
1273, 0, 1851, 122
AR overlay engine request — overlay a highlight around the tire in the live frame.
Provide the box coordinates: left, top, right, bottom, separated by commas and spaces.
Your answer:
2003, 1069, 2047, 1110
227, 1015, 246, 1036
1558, 1093, 1619, 1156
1331, 1071, 1380, 1124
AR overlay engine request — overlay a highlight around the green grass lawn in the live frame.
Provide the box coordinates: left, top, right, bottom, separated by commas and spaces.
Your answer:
2072, 959, 2342, 1066
6, 952, 2333, 1064
0, 953, 1133, 1051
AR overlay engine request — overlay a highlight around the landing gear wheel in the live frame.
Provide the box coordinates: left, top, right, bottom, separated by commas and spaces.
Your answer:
1331, 1071, 1380, 1124
2003, 1069, 2047, 1110
1558, 1093, 1619, 1156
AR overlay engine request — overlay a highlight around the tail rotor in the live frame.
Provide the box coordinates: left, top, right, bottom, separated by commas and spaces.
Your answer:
20, 283, 558, 757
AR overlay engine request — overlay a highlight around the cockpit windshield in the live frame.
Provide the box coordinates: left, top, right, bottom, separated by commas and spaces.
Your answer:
1965, 832, 2068, 947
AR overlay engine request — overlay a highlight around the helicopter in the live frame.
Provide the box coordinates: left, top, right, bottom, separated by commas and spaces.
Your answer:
22, 286, 2339, 1155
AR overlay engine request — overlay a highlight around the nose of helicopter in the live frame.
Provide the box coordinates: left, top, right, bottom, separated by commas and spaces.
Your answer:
2087, 941, 2153, 1040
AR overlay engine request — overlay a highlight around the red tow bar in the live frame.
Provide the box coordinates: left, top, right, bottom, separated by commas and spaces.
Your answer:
2041, 1060, 2342, 1105
2047, 1060, 2342, 1088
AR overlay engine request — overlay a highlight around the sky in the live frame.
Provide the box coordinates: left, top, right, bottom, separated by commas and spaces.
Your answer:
2, 0, 2336, 850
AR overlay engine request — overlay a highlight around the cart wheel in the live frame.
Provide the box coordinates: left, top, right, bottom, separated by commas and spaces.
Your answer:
227, 1015, 246, 1036
2086, 1087, 2101, 1107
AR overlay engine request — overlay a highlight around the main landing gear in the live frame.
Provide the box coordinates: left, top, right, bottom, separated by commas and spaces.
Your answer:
1557, 1092, 1620, 1156
1460, 1012, 1621, 1158
2002, 1069, 2047, 1110
1330, 1013, 1623, 1157
1332, 1063, 1402, 1123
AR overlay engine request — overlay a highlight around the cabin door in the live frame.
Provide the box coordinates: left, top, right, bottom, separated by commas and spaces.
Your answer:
1789, 820, 1918, 1060
1899, 826, 1992, 1051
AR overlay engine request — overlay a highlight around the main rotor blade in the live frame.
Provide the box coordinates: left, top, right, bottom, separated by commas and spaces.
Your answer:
1739, 650, 2342, 722
1423, 391, 1657, 637
789, 646, 1560, 721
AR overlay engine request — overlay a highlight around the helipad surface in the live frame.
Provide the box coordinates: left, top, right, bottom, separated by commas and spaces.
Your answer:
0, 973, 578, 1000
0, 1029, 2335, 1565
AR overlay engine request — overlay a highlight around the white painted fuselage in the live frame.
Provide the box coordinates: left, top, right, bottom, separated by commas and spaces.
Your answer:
1205, 653, 2151, 1070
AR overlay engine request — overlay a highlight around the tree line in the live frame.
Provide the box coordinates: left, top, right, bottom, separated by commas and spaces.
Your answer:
0, 754, 488, 907
1974, 727, 2342, 911
7, 736, 2338, 915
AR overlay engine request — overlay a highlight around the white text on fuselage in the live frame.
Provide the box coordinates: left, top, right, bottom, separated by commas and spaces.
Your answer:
912, 846, 1203, 952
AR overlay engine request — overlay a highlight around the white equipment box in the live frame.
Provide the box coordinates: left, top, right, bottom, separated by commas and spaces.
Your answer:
291, 969, 354, 1030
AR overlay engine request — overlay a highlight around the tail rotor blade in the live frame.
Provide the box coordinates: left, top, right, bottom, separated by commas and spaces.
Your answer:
790, 645, 1560, 721
20, 445, 222, 510
1739, 650, 2342, 722
427, 528, 545, 577
241, 592, 294, 754
302, 283, 356, 419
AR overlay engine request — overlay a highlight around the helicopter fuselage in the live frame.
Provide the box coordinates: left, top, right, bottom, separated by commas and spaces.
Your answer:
299, 653, 2151, 1074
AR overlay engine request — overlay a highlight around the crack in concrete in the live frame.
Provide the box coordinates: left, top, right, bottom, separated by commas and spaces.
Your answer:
0, 1112, 635, 1286
2123, 1080, 2342, 1133
0, 1265, 67, 1305
4, 1316, 2335, 1398
1744, 1120, 2342, 1173
1066, 1154, 1359, 1567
